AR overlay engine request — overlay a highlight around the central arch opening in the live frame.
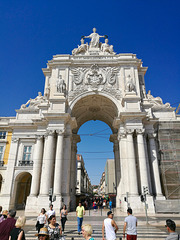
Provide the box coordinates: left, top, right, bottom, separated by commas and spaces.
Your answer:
71, 94, 119, 208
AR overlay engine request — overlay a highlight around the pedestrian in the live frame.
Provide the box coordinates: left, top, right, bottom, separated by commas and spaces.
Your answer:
60, 204, 68, 234
9, 216, 26, 240
102, 210, 118, 240
46, 204, 55, 220
93, 200, 97, 212
123, 208, 137, 240
109, 199, 112, 211
76, 201, 85, 235
0, 209, 16, 240
165, 219, 179, 240
82, 224, 94, 240
35, 227, 49, 240
0, 210, 8, 223
103, 199, 106, 209
37, 208, 47, 233
47, 215, 62, 240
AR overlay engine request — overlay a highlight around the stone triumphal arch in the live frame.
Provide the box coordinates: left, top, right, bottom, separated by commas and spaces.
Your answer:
1, 28, 177, 213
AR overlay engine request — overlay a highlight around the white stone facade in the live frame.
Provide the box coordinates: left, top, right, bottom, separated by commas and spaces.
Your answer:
0, 28, 179, 213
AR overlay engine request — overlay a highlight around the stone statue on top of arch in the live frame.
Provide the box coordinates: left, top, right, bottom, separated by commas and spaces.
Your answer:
83, 27, 105, 48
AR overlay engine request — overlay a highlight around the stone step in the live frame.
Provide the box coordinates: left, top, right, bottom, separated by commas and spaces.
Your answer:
25, 225, 168, 240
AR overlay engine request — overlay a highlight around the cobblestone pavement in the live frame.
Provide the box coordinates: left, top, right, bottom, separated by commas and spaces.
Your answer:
18, 209, 180, 240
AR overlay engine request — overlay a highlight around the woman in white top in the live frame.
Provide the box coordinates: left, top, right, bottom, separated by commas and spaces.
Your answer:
37, 208, 47, 233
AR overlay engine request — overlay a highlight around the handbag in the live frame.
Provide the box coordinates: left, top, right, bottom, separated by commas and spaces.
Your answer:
35, 220, 40, 230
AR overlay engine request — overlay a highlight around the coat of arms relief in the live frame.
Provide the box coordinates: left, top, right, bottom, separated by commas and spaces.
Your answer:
68, 64, 122, 101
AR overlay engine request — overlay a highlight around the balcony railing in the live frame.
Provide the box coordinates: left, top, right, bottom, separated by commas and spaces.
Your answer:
18, 160, 33, 166
0, 161, 4, 166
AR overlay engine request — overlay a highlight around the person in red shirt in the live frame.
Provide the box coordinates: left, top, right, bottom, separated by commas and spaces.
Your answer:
0, 209, 16, 240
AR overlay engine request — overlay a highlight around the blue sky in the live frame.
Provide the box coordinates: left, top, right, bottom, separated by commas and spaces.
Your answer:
0, 1, 180, 184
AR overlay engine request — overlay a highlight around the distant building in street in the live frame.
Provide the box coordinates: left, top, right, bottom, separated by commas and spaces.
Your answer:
99, 172, 105, 195
76, 154, 93, 199
105, 159, 116, 195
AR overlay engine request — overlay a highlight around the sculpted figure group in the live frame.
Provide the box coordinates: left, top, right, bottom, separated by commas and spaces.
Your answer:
72, 28, 115, 55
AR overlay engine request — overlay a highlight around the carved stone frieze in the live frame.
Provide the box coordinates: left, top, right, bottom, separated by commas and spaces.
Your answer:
69, 64, 121, 101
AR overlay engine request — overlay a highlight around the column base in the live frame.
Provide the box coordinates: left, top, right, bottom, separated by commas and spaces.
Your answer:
52, 195, 63, 213
117, 194, 155, 213
155, 194, 166, 200
0, 194, 12, 210
26, 195, 39, 213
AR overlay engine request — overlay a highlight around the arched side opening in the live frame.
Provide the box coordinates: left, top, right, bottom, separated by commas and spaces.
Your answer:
14, 172, 32, 210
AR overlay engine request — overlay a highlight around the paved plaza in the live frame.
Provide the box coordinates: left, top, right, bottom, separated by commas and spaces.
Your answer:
20, 208, 180, 239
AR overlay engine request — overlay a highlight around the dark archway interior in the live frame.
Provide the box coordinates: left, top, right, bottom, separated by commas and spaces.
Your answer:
71, 95, 118, 133
15, 172, 32, 210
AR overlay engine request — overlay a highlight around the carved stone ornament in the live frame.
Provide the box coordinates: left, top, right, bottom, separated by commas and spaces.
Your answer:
20, 92, 47, 110
125, 75, 136, 93
146, 90, 172, 109
70, 65, 121, 100
136, 128, 145, 135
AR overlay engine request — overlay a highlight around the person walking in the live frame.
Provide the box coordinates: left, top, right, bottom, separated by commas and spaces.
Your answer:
60, 204, 68, 234
9, 216, 26, 240
46, 205, 55, 220
76, 201, 85, 235
82, 224, 94, 240
35, 227, 49, 240
123, 208, 137, 240
37, 208, 47, 233
0, 209, 16, 240
165, 219, 179, 240
102, 211, 118, 240
109, 199, 112, 211
47, 215, 62, 240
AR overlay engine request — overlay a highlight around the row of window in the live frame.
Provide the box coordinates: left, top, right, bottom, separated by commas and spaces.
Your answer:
0, 145, 32, 166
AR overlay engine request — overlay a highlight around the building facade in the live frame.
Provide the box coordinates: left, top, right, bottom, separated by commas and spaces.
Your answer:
76, 154, 92, 199
0, 28, 180, 213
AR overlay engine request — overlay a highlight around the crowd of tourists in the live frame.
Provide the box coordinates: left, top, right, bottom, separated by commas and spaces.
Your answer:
0, 204, 179, 240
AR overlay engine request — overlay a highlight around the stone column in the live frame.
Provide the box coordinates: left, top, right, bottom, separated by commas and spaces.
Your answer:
136, 129, 149, 192
70, 134, 80, 210
1, 137, 19, 209
62, 125, 72, 209
53, 130, 64, 197
148, 133, 163, 196
126, 129, 138, 195
30, 135, 44, 196
39, 130, 55, 196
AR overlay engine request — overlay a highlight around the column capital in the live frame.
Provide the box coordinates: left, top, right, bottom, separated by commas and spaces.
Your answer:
45, 130, 55, 138
136, 128, 145, 135
56, 129, 65, 136
126, 128, 134, 135
11, 137, 19, 143
35, 135, 44, 140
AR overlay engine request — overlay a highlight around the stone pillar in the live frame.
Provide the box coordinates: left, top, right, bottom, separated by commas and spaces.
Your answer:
136, 129, 149, 192
30, 135, 44, 196
70, 134, 80, 210
126, 129, 138, 195
148, 133, 163, 196
53, 130, 64, 197
0, 137, 19, 209
62, 125, 72, 209
39, 130, 55, 196
118, 132, 128, 196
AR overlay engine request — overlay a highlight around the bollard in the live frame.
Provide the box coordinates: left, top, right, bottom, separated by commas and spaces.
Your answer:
101, 207, 102, 216
89, 208, 90, 216
71, 238, 74, 240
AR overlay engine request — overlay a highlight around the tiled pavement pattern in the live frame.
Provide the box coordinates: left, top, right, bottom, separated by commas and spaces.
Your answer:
21, 209, 180, 240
